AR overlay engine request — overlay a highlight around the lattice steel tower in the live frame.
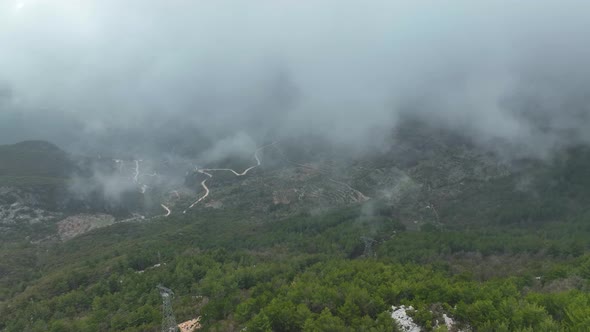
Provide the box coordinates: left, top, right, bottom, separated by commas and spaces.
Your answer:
157, 285, 179, 332
361, 236, 376, 258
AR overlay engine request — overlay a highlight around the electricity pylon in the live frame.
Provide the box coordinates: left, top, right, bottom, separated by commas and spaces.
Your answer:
361, 236, 376, 257
157, 285, 179, 332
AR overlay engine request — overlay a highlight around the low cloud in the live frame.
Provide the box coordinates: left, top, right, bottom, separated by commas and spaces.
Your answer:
0, 0, 589, 160
198, 132, 257, 165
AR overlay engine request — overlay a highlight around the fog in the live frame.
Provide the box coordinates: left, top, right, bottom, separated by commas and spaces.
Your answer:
1, 0, 590, 160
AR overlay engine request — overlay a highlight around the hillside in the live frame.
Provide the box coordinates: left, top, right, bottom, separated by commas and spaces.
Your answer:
0, 140, 72, 181
0, 131, 590, 331
0, 140, 143, 241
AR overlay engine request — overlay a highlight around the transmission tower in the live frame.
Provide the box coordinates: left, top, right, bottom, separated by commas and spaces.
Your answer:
157, 285, 179, 332
360, 236, 376, 257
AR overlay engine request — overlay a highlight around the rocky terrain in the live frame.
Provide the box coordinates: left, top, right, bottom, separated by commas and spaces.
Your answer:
0, 125, 522, 241
57, 214, 116, 241
0, 201, 60, 226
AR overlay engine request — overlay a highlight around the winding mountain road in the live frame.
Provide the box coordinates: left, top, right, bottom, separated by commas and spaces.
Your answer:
133, 160, 141, 183
183, 170, 212, 213
160, 204, 171, 217
109, 140, 367, 220
199, 143, 271, 176
183, 143, 275, 213
113, 141, 366, 219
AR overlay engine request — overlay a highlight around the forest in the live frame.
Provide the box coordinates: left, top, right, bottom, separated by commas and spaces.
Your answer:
1, 200, 589, 331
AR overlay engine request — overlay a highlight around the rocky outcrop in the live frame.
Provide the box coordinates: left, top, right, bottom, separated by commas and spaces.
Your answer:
0, 202, 60, 225
0, 186, 49, 207
57, 214, 116, 240
0, 186, 64, 225
178, 317, 201, 332
391, 305, 421, 332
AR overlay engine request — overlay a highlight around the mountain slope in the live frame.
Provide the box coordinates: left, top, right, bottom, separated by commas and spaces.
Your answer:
0, 140, 72, 181
1, 129, 590, 331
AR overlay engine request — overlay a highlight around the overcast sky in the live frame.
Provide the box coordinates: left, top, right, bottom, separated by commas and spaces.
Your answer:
1, 0, 590, 159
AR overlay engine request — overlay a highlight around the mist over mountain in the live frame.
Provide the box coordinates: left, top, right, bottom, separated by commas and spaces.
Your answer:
4, 2, 590, 331
1, 0, 589, 161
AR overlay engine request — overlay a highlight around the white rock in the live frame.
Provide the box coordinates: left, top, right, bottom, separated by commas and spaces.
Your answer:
391, 305, 421, 332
